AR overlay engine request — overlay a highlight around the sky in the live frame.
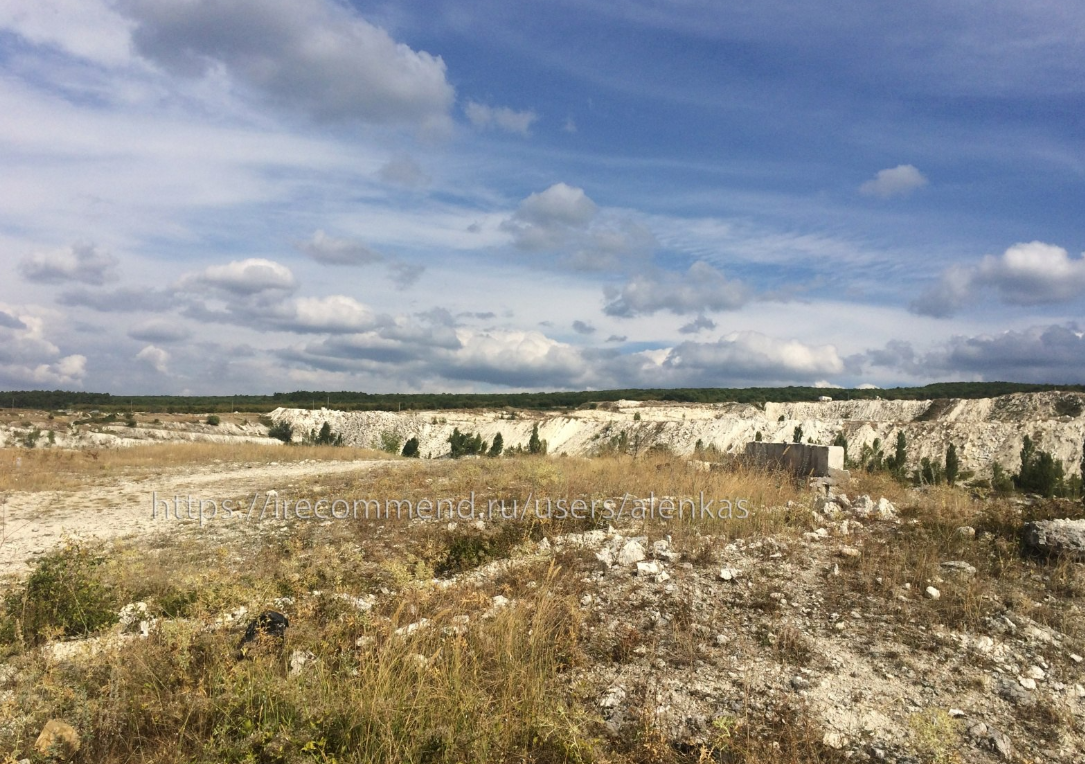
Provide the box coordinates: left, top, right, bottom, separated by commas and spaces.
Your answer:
1, 0, 1084, 395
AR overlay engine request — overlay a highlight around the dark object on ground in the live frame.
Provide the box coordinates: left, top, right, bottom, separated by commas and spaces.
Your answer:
236, 610, 289, 659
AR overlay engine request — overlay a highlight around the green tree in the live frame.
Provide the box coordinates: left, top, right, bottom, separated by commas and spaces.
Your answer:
401, 436, 420, 458
1015, 435, 1067, 497
489, 432, 504, 457
945, 443, 959, 486
528, 423, 546, 455
793, 425, 803, 443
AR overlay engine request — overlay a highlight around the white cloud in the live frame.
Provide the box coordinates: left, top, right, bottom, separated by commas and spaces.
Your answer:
859, 323, 1085, 383
661, 331, 845, 382
514, 183, 597, 229
298, 230, 383, 266
118, 0, 455, 128
19, 243, 119, 285
464, 102, 538, 135
0, 0, 133, 67
604, 262, 748, 317
912, 241, 1085, 316
135, 344, 169, 373
860, 164, 928, 198
974, 241, 1085, 305
285, 296, 382, 334
177, 258, 297, 295
0, 302, 87, 386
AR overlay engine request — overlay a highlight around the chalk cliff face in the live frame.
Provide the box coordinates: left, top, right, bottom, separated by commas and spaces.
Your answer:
271, 391, 1085, 477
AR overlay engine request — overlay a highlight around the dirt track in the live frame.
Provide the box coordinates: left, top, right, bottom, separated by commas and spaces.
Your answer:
0, 459, 398, 577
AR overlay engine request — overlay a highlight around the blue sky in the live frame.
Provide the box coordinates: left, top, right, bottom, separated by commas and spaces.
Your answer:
1, 0, 1084, 394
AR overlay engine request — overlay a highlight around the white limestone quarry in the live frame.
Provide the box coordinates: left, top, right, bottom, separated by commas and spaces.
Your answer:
270, 391, 1085, 478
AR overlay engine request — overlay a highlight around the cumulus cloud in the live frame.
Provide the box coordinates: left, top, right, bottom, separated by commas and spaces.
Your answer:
298, 230, 383, 266
860, 164, 928, 198
119, 0, 455, 128
603, 262, 748, 317
19, 243, 119, 285
658, 331, 844, 384
499, 183, 656, 271
929, 324, 1085, 381
854, 323, 1085, 383
572, 320, 596, 335
911, 241, 1085, 317
177, 258, 297, 295
504, 183, 598, 252
127, 319, 191, 343
678, 314, 717, 334
135, 344, 169, 373
464, 102, 538, 135
0, 303, 87, 387
973, 241, 1085, 305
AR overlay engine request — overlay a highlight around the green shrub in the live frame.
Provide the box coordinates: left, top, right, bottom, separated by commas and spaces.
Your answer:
205, 414, 220, 426
379, 431, 402, 455
268, 420, 293, 443
401, 436, 420, 458
2, 543, 117, 646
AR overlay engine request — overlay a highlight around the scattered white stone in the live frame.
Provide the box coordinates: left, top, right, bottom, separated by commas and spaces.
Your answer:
395, 619, 430, 637
822, 731, 846, 749
599, 685, 626, 709
925, 586, 941, 600
617, 540, 646, 566
956, 526, 976, 538
1018, 676, 1037, 691
288, 649, 316, 676
537, 537, 551, 553
875, 497, 897, 519
1026, 665, 1045, 681
940, 560, 978, 576
718, 568, 740, 581
837, 545, 861, 559
636, 560, 663, 577
655, 570, 671, 584
1071, 653, 1083, 664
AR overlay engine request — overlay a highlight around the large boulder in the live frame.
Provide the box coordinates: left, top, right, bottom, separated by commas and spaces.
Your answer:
1023, 518, 1085, 561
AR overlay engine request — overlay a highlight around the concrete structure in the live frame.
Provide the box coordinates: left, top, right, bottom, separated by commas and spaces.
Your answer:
744, 442, 845, 478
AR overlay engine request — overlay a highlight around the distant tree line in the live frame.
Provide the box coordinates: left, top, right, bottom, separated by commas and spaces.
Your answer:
4, 382, 1083, 415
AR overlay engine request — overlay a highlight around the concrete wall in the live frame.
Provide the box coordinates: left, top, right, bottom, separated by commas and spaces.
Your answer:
744, 442, 844, 477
